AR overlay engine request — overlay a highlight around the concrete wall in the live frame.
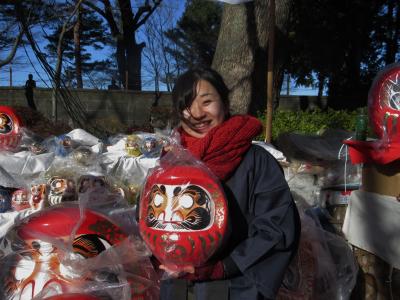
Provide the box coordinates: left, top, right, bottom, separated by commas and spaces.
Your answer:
0, 87, 328, 126
0, 87, 172, 127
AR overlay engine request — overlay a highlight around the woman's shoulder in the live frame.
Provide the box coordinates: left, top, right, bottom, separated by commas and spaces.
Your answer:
244, 144, 281, 164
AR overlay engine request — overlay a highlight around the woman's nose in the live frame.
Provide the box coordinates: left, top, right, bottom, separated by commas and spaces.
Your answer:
190, 102, 205, 119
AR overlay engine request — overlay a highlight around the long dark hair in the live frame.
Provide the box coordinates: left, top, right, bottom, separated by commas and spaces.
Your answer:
171, 67, 230, 123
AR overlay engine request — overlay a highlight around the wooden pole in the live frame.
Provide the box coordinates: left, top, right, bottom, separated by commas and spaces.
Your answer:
9, 64, 12, 87
265, 0, 275, 143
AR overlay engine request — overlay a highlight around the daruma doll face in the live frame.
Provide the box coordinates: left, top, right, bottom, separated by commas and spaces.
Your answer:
139, 165, 228, 269
0, 106, 22, 150
369, 63, 400, 142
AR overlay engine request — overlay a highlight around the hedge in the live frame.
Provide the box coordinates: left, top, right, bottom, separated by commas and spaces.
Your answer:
257, 108, 371, 141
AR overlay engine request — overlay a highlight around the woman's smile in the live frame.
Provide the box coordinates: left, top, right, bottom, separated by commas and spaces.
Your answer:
181, 80, 226, 138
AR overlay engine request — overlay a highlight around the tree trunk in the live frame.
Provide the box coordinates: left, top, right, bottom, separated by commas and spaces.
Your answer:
212, 0, 293, 115
385, 0, 399, 64
118, 0, 144, 90
74, 6, 83, 88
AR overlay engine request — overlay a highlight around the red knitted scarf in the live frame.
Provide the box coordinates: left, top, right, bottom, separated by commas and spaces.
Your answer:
179, 115, 262, 180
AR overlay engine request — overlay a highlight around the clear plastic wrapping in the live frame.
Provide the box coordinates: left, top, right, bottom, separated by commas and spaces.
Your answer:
0, 202, 159, 300
278, 201, 359, 299
138, 141, 228, 275
368, 62, 400, 143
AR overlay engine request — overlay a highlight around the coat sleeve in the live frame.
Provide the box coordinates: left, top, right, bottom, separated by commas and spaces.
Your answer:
228, 146, 300, 298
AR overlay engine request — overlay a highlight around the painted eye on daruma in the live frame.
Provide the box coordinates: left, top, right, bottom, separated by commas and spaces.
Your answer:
153, 194, 164, 207
179, 194, 194, 209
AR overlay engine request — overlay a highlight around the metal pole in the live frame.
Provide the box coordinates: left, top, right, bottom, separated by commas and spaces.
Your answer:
125, 70, 128, 90
265, 0, 275, 143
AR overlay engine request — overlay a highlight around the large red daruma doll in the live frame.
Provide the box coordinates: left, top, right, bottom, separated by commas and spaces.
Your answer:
369, 63, 400, 142
0, 106, 22, 150
1, 205, 127, 300
139, 165, 228, 270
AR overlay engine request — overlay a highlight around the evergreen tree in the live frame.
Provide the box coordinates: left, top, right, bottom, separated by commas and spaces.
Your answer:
165, 0, 222, 71
44, 5, 111, 88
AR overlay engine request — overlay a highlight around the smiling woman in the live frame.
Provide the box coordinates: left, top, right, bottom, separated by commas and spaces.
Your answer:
172, 68, 230, 138
158, 67, 301, 300
180, 79, 226, 138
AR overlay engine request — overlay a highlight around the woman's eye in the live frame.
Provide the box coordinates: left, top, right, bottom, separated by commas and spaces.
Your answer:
203, 99, 212, 105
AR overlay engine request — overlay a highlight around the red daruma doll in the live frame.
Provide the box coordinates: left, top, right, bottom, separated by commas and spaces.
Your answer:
369, 62, 400, 142
139, 165, 228, 272
1, 205, 127, 300
0, 106, 22, 150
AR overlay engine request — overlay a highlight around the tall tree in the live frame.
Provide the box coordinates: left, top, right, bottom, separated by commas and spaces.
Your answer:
44, 3, 111, 88
142, 1, 180, 93
84, 0, 162, 90
213, 0, 293, 115
165, 0, 222, 71
287, 0, 390, 110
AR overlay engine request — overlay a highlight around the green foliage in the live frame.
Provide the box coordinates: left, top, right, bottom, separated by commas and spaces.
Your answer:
164, 0, 222, 70
257, 108, 365, 141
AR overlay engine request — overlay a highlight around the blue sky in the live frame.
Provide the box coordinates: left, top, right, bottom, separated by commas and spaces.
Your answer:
0, 0, 320, 96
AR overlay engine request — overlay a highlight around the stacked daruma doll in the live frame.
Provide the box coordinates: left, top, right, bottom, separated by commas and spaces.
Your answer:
0, 106, 22, 151
139, 164, 228, 272
343, 63, 400, 299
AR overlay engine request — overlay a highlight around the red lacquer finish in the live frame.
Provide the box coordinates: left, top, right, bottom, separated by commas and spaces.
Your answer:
0, 105, 22, 150
139, 165, 228, 270
368, 63, 400, 142
4, 205, 127, 300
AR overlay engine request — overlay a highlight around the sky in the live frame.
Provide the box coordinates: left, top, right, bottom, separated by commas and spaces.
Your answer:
0, 0, 321, 96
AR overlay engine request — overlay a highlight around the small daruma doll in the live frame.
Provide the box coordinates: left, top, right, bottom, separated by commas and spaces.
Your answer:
11, 189, 30, 211
0, 106, 22, 150
139, 165, 228, 271
369, 63, 400, 142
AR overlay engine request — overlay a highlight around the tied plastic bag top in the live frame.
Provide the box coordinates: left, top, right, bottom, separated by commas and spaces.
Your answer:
0, 106, 23, 151
139, 146, 228, 272
368, 62, 400, 142
0, 204, 127, 300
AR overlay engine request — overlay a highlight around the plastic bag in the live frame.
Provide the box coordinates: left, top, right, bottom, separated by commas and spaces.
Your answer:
368, 62, 400, 143
0, 203, 158, 300
278, 201, 358, 299
138, 140, 228, 275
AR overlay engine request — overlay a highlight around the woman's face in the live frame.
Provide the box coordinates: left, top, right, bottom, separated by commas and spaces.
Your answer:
181, 79, 226, 138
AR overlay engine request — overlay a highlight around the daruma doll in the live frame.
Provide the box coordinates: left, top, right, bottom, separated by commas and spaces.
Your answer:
1, 205, 127, 300
0, 106, 22, 150
368, 63, 400, 142
139, 165, 228, 271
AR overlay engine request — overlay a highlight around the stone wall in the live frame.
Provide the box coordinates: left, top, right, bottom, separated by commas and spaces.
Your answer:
0, 87, 172, 128
0, 87, 327, 127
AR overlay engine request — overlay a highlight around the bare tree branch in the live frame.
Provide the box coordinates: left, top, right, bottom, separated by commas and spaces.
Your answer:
0, 28, 23, 68
133, 0, 162, 30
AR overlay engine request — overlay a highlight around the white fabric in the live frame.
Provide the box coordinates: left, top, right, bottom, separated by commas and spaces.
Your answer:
252, 141, 287, 161
66, 128, 104, 154
0, 209, 34, 239
343, 190, 400, 268
0, 151, 55, 177
0, 165, 20, 188
66, 128, 102, 146
101, 154, 158, 184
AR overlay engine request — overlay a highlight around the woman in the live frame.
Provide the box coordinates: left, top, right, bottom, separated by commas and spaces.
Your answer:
160, 67, 300, 300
